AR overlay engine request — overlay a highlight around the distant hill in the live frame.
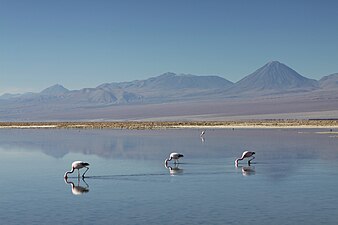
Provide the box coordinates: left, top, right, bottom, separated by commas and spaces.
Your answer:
96, 73, 234, 103
0, 93, 21, 100
227, 61, 319, 95
130, 72, 234, 90
64, 88, 143, 104
319, 73, 338, 89
97, 72, 233, 90
40, 84, 69, 96
0, 84, 69, 100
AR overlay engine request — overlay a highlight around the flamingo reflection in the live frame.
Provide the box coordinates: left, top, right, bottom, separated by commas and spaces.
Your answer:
200, 136, 205, 143
164, 164, 184, 176
64, 178, 89, 195
235, 164, 256, 176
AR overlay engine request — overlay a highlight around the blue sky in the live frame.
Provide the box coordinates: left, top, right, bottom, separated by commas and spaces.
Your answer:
1, 0, 338, 94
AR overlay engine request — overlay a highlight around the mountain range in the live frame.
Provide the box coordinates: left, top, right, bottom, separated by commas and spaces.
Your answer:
1, 61, 338, 121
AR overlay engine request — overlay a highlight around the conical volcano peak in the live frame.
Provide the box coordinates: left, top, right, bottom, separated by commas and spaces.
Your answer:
229, 61, 319, 93
259, 60, 296, 76
264, 61, 285, 69
267, 60, 281, 65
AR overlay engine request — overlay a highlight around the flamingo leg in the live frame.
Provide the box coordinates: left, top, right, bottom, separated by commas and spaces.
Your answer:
248, 156, 255, 164
82, 167, 89, 178
77, 169, 81, 178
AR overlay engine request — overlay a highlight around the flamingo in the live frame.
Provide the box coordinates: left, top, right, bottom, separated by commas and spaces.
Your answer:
235, 151, 255, 165
165, 152, 184, 165
64, 161, 90, 179
200, 130, 205, 137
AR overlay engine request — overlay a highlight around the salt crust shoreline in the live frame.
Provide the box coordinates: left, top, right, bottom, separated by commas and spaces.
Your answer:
0, 122, 337, 129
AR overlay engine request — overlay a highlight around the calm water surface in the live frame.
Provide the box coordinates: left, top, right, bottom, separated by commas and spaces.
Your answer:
0, 128, 337, 225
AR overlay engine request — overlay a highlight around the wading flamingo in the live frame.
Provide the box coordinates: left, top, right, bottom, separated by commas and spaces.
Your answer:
235, 151, 255, 165
165, 152, 184, 165
64, 161, 90, 179
200, 130, 205, 137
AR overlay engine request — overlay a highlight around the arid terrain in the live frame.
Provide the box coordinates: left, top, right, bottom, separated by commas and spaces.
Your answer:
1, 120, 337, 130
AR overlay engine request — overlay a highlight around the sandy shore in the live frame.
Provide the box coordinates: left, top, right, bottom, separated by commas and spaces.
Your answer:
0, 120, 337, 129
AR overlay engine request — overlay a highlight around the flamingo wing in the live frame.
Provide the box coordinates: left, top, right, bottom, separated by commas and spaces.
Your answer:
241, 151, 250, 158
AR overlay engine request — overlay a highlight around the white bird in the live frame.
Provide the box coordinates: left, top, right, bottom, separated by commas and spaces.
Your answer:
64, 161, 90, 179
200, 130, 205, 137
165, 152, 184, 165
235, 151, 255, 165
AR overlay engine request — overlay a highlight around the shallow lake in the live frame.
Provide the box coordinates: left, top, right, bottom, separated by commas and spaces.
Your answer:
0, 128, 337, 225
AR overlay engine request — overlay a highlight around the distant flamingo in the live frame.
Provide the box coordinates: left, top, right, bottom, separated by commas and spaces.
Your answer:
200, 130, 205, 137
165, 152, 184, 165
235, 151, 255, 165
64, 161, 90, 179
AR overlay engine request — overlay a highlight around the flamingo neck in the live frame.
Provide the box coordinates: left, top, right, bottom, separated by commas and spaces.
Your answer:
64, 167, 75, 178
235, 158, 243, 164
165, 158, 172, 165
